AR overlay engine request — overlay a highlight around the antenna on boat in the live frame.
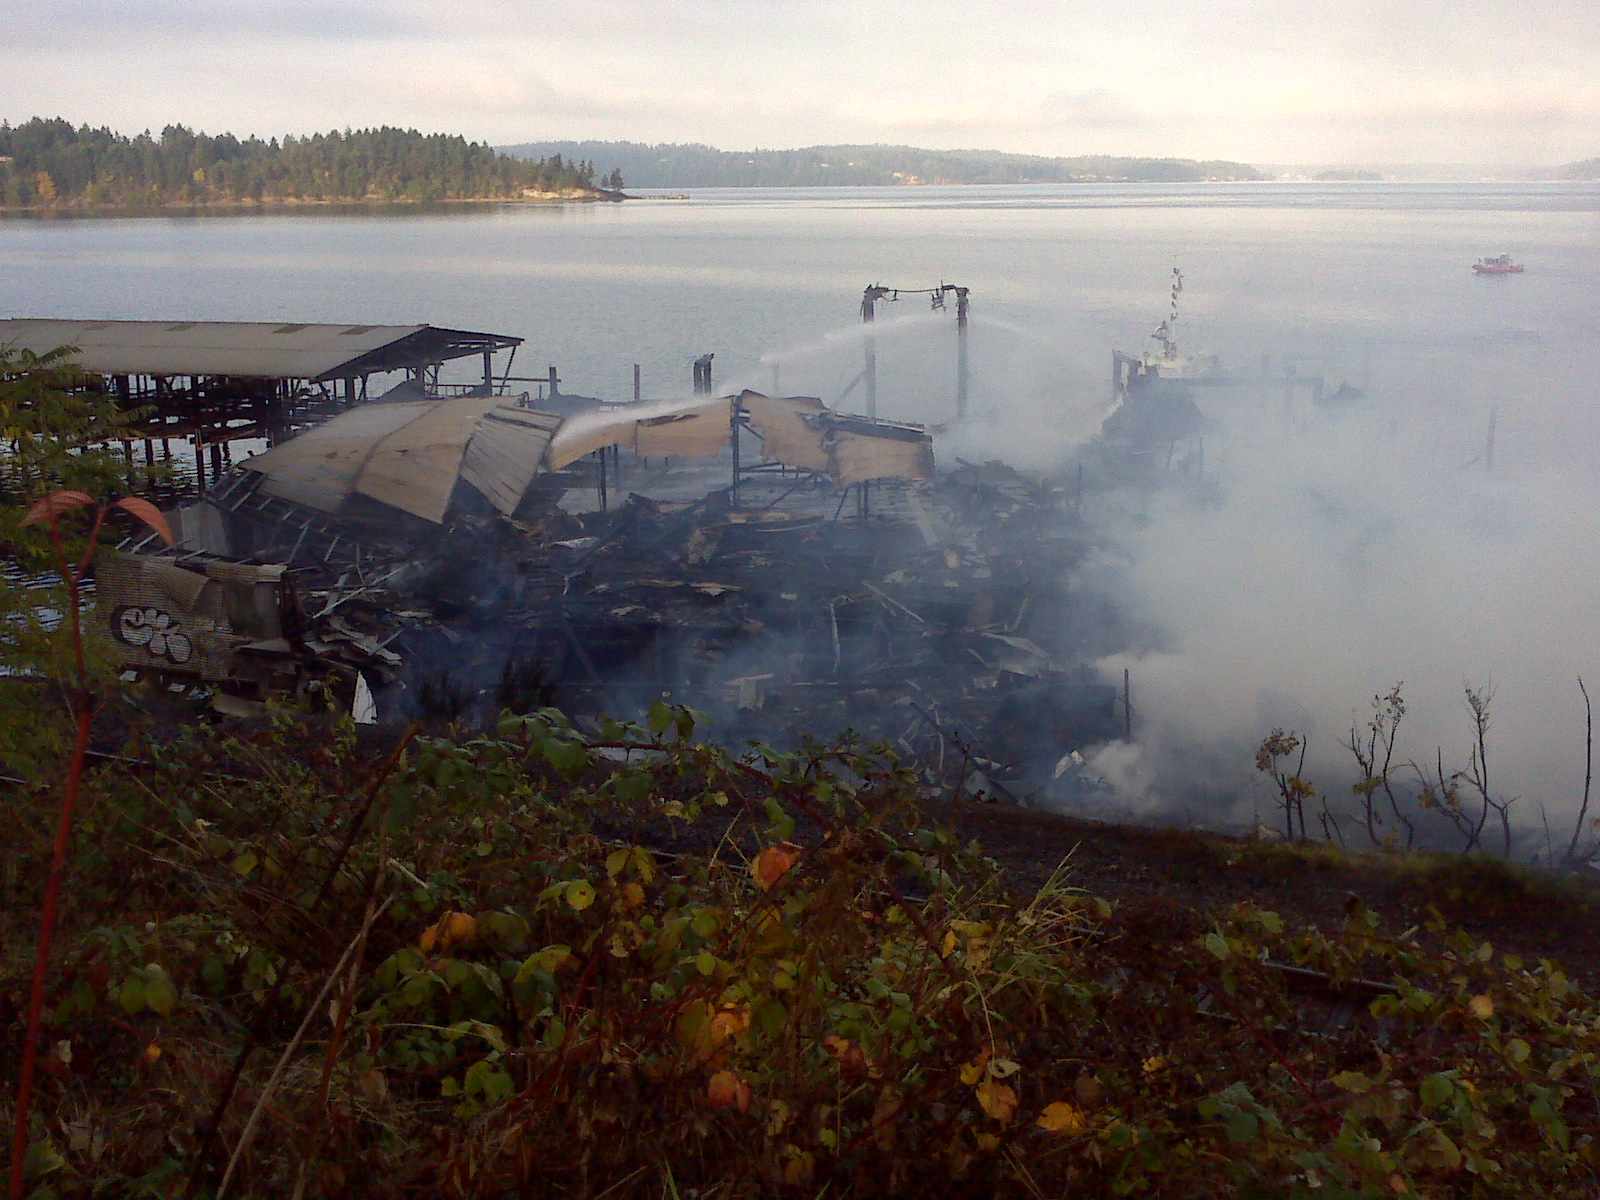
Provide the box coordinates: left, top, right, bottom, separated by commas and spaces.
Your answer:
1153, 265, 1182, 361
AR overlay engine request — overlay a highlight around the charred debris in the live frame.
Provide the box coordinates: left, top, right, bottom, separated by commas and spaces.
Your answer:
102, 383, 1142, 811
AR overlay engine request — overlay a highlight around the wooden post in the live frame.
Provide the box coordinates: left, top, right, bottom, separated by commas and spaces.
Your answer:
633, 363, 641, 402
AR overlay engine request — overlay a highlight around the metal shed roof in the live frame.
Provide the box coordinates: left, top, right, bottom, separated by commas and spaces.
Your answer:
0, 319, 520, 382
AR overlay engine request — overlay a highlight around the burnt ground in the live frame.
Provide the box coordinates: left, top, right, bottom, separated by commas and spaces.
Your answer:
948, 797, 1600, 986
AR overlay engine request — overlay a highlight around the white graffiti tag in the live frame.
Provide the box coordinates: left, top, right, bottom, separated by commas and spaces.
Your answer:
115, 606, 194, 664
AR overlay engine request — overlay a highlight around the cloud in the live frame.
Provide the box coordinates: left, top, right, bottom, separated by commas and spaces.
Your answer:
2, 0, 1597, 164
1039, 90, 1150, 132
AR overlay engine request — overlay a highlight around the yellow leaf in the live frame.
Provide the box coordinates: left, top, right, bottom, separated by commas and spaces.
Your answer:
975, 1080, 1018, 1123
782, 1146, 814, 1185
1037, 1101, 1089, 1135
976, 1132, 1001, 1151
1469, 994, 1495, 1020
1141, 1055, 1168, 1078
989, 1058, 1021, 1079
766, 1098, 791, 1137
959, 1047, 990, 1087
751, 843, 801, 891
941, 929, 957, 956
565, 881, 595, 911
711, 1005, 751, 1043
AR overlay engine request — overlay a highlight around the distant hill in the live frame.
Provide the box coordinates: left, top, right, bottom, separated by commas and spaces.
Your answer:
497, 140, 1265, 188
1559, 157, 1600, 180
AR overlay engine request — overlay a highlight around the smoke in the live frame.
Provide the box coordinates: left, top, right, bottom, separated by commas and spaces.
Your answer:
1079, 389, 1600, 842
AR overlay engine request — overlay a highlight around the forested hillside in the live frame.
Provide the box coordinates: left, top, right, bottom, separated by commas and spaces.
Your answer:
0, 118, 604, 209
499, 139, 1265, 187
1560, 157, 1600, 180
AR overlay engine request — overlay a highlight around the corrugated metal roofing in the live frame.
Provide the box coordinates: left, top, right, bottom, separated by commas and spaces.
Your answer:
0, 319, 519, 381
245, 399, 561, 524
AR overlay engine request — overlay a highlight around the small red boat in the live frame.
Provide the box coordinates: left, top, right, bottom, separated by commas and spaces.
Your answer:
1473, 253, 1524, 275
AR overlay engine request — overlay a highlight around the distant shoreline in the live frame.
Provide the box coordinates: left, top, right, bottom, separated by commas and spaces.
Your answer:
0, 189, 621, 218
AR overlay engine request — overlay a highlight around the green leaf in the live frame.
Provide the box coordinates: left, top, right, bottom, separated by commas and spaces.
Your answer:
1331, 1071, 1371, 1094
763, 796, 796, 842
690, 910, 719, 940
540, 737, 587, 773
755, 999, 788, 1038
564, 881, 595, 912
141, 965, 177, 1016
1204, 933, 1231, 960
1508, 1038, 1531, 1064
647, 700, 675, 735
1225, 1110, 1258, 1143
117, 974, 147, 1014
1419, 1073, 1454, 1108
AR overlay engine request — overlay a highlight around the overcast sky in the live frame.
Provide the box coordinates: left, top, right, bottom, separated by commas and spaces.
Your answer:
4, 0, 1596, 165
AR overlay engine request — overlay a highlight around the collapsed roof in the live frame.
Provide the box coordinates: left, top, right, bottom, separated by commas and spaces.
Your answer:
0, 318, 521, 381
240, 390, 935, 524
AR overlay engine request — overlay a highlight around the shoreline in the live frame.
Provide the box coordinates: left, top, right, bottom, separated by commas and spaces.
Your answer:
0, 189, 623, 219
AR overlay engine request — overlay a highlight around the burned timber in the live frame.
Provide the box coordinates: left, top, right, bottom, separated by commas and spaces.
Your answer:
6, 312, 1143, 813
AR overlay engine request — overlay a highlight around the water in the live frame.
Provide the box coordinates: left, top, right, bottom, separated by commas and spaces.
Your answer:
3, 183, 1596, 440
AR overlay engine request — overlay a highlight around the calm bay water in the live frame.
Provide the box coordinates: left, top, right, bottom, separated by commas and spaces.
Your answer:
2, 182, 1597, 461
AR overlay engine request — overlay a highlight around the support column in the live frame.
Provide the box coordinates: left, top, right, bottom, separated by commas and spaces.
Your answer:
955, 286, 969, 421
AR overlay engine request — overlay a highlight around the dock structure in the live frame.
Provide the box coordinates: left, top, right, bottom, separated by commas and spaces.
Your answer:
0, 318, 524, 485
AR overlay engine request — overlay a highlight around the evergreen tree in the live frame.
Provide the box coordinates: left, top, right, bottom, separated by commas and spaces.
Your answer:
0, 119, 600, 208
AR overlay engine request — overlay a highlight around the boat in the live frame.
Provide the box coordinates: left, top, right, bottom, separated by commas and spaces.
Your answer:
1473, 253, 1524, 275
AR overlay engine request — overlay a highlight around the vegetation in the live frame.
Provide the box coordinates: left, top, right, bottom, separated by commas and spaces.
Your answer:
1, 701, 1598, 1197
1558, 157, 1600, 181
0, 119, 606, 210
1256, 682, 1600, 867
500, 140, 1266, 188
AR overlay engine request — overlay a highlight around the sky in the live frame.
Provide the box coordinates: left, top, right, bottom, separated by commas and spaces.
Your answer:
3, 0, 1597, 166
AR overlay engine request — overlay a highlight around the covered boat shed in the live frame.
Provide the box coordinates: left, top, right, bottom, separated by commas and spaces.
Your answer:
0, 317, 524, 493
0, 317, 523, 434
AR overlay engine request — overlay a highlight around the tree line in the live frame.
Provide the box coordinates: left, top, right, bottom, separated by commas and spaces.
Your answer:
0, 118, 607, 209
499, 139, 1265, 188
